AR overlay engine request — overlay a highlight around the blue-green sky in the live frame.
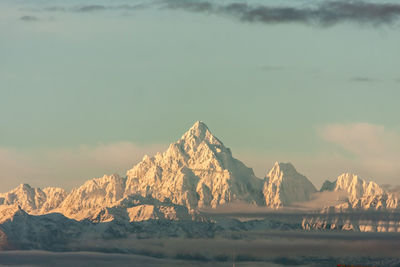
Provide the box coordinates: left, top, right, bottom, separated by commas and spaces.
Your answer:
1, 0, 400, 191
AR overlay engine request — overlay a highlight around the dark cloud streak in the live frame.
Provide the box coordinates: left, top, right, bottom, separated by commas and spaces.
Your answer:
75, 5, 107, 12
38, 0, 400, 26
20, 15, 39, 22
161, 0, 400, 26
349, 76, 376, 82
44, 4, 147, 13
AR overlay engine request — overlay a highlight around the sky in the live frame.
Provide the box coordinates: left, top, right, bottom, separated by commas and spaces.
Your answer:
1, 0, 400, 192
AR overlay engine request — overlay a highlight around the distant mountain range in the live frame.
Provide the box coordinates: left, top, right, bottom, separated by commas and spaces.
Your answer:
1, 121, 400, 250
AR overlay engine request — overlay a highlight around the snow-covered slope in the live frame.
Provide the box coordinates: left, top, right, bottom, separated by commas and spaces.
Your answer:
89, 195, 195, 223
56, 174, 126, 220
263, 162, 317, 209
321, 173, 398, 211
124, 121, 263, 209
0, 184, 66, 214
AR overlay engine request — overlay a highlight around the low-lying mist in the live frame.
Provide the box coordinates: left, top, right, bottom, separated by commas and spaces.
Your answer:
200, 190, 349, 215
2, 232, 400, 267
69, 233, 400, 258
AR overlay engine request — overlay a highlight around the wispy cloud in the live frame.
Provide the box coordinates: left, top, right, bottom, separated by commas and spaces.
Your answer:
20, 15, 39, 22
349, 76, 376, 82
321, 123, 399, 157
43, 4, 147, 13
74, 5, 107, 12
320, 123, 400, 182
258, 65, 285, 71
74, 4, 147, 12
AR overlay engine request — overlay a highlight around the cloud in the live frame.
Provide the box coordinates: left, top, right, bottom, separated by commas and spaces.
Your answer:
258, 65, 285, 71
161, 0, 400, 26
349, 76, 376, 82
39, 0, 400, 26
20, 15, 38, 22
44, 4, 147, 13
321, 123, 400, 158
320, 123, 400, 182
0, 142, 166, 192
74, 5, 107, 12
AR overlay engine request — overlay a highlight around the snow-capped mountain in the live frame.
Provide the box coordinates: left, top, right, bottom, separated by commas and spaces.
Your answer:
0, 184, 66, 214
263, 162, 317, 209
1, 120, 400, 243
56, 174, 126, 220
0, 121, 265, 222
321, 173, 399, 211
124, 121, 264, 210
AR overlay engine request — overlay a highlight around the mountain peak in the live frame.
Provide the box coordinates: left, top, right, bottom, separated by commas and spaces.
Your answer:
193, 120, 207, 129
323, 173, 398, 210
180, 121, 222, 146
337, 173, 359, 183
320, 180, 336, 192
277, 162, 296, 170
125, 120, 263, 209
182, 121, 210, 138
267, 162, 297, 179
264, 162, 317, 208
17, 183, 32, 190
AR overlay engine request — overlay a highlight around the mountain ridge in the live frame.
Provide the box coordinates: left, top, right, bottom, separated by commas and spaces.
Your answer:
1, 120, 400, 251
320, 173, 398, 211
0, 121, 399, 224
